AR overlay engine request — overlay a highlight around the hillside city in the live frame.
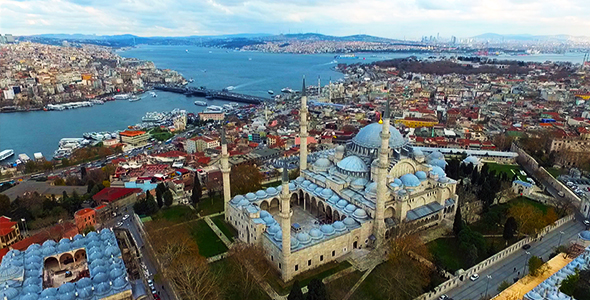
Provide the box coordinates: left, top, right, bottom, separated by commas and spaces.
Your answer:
2, 34, 590, 300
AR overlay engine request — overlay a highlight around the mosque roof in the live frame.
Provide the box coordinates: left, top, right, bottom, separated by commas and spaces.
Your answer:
337, 156, 369, 173
351, 123, 407, 149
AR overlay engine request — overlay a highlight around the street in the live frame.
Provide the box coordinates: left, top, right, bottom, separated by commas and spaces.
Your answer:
446, 216, 586, 300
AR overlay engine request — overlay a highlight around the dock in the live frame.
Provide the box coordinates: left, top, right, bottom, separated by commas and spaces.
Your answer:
154, 85, 266, 104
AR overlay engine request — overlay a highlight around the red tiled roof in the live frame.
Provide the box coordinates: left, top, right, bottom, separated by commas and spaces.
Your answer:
92, 187, 143, 203
155, 151, 188, 158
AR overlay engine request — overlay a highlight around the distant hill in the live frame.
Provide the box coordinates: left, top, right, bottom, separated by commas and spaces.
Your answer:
472, 33, 589, 42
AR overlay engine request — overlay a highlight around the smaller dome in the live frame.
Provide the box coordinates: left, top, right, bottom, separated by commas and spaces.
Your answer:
463, 156, 480, 165
21, 294, 39, 300
336, 199, 348, 208
295, 176, 305, 183
351, 177, 368, 190
320, 224, 335, 235
415, 171, 427, 180
307, 183, 318, 192
343, 217, 357, 227
427, 151, 444, 161
314, 187, 324, 195
290, 237, 299, 250
245, 192, 257, 201
364, 181, 377, 195
113, 277, 128, 290
267, 224, 280, 236
246, 204, 259, 214
430, 166, 446, 178
94, 282, 112, 296
76, 278, 92, 288
394, 178, 402, 186
289, 182, 296, 191
579, 231, 590, 241
105, 245, 121, 257
57, 243, 70, 253
43, 240, 57, 247
263, 216, 276, 226
26, 244, 41, 253
260, 210, 271, 218
59, 282, 76, 294
328, 195, 340, 204
296, 232, 312, 244
400, 174, 421, 187
255, 190, 267, 198
320, 188, 333, 199
86, 231, 98, 238
336, 145, 345, 152
413, 148, 424, 157
314, 158, 332, 169
237, 199, 250, 207
273, 231, 282, 242
429, 159, 448, 169
309, 229, 324, 240
333, 221, 346, 231
302, 180, 311, 187
23, 284, 42, 294
266, 187, 279, 196
344, 204, 356, 214
231, 195, 245, 204
92, 272, 109, 285
353, 209, 368, 219
92, 266, 108, 275
0, 287, 19, 300
337, 156, 369, 173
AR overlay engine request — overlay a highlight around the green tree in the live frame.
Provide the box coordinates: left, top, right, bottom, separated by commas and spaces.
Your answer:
54, 178, 66, 186
560, 270, 580, 296
156, 189, 164, 208
24, 160, 38, 173
191, 175, 202, 206
287, 280, 304, 300
0, 194, 10, 216
80, 167, 87, 179
82, 225, 95, 235
146, 193, 159, 215
528, 256, 548, 277
156, 183, 167, 194
230, 164, 263, 196
503, 217, 518, 243
453, 205, 463, 235
86, 179, 95, 194
306, 278, 328, 300
497, 281, 511, 293
163, 190, 174, 207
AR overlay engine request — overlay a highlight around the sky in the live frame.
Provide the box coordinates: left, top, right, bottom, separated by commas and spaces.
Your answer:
1, 0, 590, 39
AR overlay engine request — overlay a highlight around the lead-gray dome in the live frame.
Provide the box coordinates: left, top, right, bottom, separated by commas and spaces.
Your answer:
237, 199, 250, 207
427, 151, 444, 161
336, 199, 348, 208
343, 217, 357, 227
260, 210, 270, 218
309, 229, 324, 240
320, 224, 335, 235
415, 171, 427, 180
353, 209, 368, 219
430, 166, 446, 178
266, 187, 278, 196
314, 158, 332, 170
337, 156, 369, 173
296, 232, 312, 244
255, 190, 267, 198
231, 195, 244, 204
429, 159, 447, 169
321, 188, 333, 199
344, 204, 356, 214
401, 174, 421, 187
463, 156, 479, 165
351, 177, 368, 190
333, 221, 346, 232
328, 195, 340, 204
267, 224, 280, 236
352, 122, 406, 149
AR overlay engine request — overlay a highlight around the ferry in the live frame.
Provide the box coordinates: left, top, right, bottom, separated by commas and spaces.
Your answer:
18, 153, 30, 162
142, 112, 164, 122
194, 101, 207, 106
334, 53, 357, 59
0, 149, 14, 161
223, 104, 233, 110
129, 95, 140, 102
225, 86, 236, 91
268, 90, 274, 95
149, 92, 157, 97
205, 105, 223, 113
113, 94, 131, 100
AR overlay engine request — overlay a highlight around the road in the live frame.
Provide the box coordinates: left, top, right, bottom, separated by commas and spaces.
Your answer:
446, 216, 586, 300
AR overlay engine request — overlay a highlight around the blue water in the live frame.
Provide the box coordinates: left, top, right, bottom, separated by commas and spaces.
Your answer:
0, 46, 586, 163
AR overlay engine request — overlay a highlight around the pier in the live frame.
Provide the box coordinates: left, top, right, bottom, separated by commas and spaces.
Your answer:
154, 85, 266, 104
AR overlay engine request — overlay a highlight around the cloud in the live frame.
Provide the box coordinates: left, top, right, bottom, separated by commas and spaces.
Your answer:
1, 0, 589, 38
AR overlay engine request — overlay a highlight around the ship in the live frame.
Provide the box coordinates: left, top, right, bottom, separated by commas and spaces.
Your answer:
205, 105, 223, 113
268, 90, 274, 95
113, 94, 131, 100
129, 95, 141, 102
281, 87, 294, 93
149, 92, 157, 97
225, 86, 236, 91
142, 112, 164, 122
0, 149, 14, 161
189, 78, 194, 83
18, 153, 30, 162
334, 53, 357, 59
194, 101, 207, 106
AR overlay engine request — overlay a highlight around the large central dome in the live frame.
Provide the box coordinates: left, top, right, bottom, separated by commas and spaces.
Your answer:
352, 123, 407, 149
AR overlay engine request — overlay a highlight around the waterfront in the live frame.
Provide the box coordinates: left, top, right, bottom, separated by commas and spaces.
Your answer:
0, 46, 587, 163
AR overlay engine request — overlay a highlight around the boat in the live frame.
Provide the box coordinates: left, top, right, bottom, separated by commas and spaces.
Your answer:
281, 87, 294, 93
223, 104, 233, 110
149, 92, 157, 97
248, 58, 252, 61
129, 95, 140, 102
205, 95, 214, 100
225, 86, 236, 91
205, 105, 223, 113
113, 94, 130, 100
142, 112, 164, 122
186, 49, 189, 53
268, 90, 274, 95
334, 53, 357, 59
331, 59, 338, 64
33, 153, 43, 160
18, 153, 30, 162
194, 101, 207, 106
0, 149, 14, 161
188, 78, 194, 83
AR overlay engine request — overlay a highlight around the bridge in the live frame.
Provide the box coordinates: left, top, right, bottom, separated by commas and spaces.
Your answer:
153, 85, 267, 104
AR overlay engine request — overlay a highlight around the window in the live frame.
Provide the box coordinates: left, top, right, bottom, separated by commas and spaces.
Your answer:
279, 263, 281, 269
271, 256, 274, 261
295, 265, 299, 271
343, 247, 347, 252
320, 255, 323, 262
332, 250, 335, 257
308, 260, 311, 266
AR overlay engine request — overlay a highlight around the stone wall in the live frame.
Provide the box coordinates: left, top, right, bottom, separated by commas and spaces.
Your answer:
415, 214, 575, 300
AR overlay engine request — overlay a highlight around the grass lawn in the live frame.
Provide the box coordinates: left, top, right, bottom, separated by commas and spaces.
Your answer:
486, 163, 527, 181
326, 270, 363, 300
546, 167, 563, 178
211, 215, 238, 241
152, 205, 198, 222
262, 181, 281, 188
188, 220, 228, 258
197, 195, 224, 216
470, 196, 551, 235
209, 259, 271, 300
427, 236, 518, 273
265, 260, 352, 295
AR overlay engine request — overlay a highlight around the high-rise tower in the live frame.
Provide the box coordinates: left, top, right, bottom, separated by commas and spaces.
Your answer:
374, 98, 391, 244
220, 125, 231, 222
299, 76, 308, 175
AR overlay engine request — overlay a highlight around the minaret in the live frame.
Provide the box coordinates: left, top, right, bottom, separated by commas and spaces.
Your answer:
317, 75, 321, 97
279, 167, 292, 281
299, 76, 308, 175
220, 125, 231, 222
374, 97, 391, 244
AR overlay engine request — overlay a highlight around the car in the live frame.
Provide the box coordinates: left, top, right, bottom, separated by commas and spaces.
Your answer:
153, 295, 161, 300
439, 295, 449, 300
150, 286, 157, 293
470, 274, 480, 281
522, 244, 531, 250
147, 279, 153, 285
124, 214, 130, 219
116, 222, 123, 227
584, 220, 590, 227
558, 191, 565, 197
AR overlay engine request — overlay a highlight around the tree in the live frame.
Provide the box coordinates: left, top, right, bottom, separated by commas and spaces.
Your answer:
156, 189, 164, 208
453, 205, 463, 235
164, 190, 174, 207
80, 167, 87, 179
560, 270, 580, 296
86, 179, 95, 194
230, 164, 263, 196
306, 278, 328, 300
528, 256, 549, 277
191, 175, 202, 206
503, 217, 518, 243
82, 225, 95, 235
156, 183, 167, 194
0, 194, 10, 216
508, 203, 545, 237
497, 281, 511, 293
54, 177, 66, 186
288, 280, 304, 300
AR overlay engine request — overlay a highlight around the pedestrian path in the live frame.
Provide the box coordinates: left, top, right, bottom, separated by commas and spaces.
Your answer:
342, 264, 376, 300
204, 215, 233, 248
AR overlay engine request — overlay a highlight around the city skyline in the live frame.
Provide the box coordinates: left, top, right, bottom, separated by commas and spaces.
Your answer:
2, 0, 590, 39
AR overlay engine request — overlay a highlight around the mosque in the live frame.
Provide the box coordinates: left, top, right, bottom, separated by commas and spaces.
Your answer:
222, 78, 459, 282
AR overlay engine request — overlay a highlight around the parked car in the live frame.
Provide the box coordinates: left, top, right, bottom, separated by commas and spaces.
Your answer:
522, 244, 531, 250
584, 220, 590, 227
470, 274, 480, 281
439, 295, 449, 300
